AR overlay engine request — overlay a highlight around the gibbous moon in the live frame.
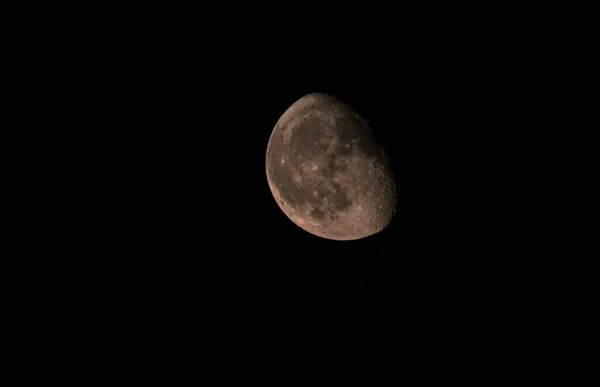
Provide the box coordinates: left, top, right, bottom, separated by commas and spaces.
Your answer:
265, 93, 397, 241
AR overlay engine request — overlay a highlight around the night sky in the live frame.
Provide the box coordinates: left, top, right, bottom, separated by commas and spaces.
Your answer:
14, 5, 566, 369
108, 66, 466, 317
90, 27, 537, 333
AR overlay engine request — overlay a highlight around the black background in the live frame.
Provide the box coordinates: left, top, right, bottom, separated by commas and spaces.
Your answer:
58, 12, 554, 341
98, 58, 499, 315
8, 5, 581, 371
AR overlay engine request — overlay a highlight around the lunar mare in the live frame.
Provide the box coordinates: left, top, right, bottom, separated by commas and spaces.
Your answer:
265, 93, 396, 241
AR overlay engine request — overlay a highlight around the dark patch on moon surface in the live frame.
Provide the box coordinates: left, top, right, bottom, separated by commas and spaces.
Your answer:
310, 207, 326, 220
289, 117, 331, 157
266, 92, 397, 241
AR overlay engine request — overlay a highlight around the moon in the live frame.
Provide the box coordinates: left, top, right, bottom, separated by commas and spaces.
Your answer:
265, 93, 397, 241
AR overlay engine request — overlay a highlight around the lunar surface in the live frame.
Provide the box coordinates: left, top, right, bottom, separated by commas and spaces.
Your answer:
265, 93, 397, 241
